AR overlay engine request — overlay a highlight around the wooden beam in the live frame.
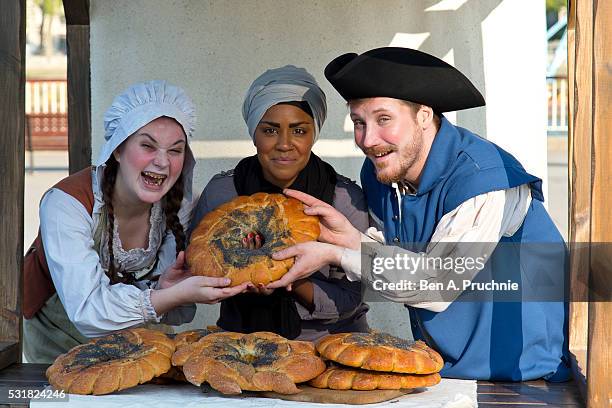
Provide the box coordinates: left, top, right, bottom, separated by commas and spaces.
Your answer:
570, 0, 612, 406
0, 0, 25, 370
66, 24, 92, 174
587, 0, 612, 406
62, 0, 89, 26
567, 0, 589, 400
63, 0, 91, 174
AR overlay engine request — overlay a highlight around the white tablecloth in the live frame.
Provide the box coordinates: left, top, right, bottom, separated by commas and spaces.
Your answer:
31, 378, 477, 408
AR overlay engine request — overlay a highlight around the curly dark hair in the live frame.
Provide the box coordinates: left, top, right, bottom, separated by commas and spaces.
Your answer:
102, 155, 186, 285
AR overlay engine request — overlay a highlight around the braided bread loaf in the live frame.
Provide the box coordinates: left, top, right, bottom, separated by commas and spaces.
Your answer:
316, 333, 443, 374
173, 327, 220, 351
46, 328, 175, 395
154, 328, 223, 383
172, 331, 326, 395
310, 365, 441, 390
187, 193, 319, 286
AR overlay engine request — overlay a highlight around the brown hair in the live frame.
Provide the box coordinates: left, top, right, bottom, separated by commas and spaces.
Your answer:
102, 156, 186, 285
399, 100, 422, 114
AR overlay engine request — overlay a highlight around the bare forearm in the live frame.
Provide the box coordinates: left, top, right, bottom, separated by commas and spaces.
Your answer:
150, 286, 185, 316
291, 279, 314, 311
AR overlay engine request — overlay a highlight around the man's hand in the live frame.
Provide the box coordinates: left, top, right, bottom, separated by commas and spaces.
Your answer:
157, 251, 191, 289
284, 189, 361, 250
266, 242, 344, 290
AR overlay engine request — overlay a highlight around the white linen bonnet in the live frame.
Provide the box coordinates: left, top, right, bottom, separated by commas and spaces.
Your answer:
96, 80, 196, 203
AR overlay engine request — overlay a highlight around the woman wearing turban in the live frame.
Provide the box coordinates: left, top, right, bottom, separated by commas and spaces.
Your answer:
189, 66, 370, 341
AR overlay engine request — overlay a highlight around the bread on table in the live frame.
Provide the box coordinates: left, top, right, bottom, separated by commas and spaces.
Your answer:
316, 332, 444, 374
173, 331, 326, 395
46, 328, 175, 395
310, 364, 441, 390
154, 327, 223, 383
173, 327, 221, 351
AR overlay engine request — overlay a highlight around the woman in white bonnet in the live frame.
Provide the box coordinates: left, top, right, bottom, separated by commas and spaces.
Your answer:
23, 80, 249, 363
190, 66, 370, 341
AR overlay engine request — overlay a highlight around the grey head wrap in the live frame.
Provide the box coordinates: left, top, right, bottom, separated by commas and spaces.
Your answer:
242, 65, 327, 143
97, 80, 196, 203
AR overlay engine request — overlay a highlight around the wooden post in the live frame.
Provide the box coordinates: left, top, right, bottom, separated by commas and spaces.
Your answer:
63, 0, 91, 174
586, 1, 612, 406
0, 0, 25, 370
569, 1, 612, 407
567, 0, 590, 398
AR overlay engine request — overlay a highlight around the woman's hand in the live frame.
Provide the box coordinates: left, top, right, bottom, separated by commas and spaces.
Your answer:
241, 231, 273, 295
157, 251, 191, 289
151, 274, 250, 316
242, 231, 264, 250
246, 282, 275, 296
284, 189, 361, 250
266, 241, 344, 290
174, 275, 251, 304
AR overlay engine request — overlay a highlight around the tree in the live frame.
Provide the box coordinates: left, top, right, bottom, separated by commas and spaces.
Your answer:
546, 0, 567, 14
35, 0, 63, 56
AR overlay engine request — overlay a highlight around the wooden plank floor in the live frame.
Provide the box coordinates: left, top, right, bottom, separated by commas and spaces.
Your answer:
0, 364, 585, 407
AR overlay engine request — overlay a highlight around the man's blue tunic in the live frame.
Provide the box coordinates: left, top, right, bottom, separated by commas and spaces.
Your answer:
361, 117, 569, 381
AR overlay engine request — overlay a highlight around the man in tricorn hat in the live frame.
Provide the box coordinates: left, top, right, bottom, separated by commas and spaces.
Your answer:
268, 47, 570, 381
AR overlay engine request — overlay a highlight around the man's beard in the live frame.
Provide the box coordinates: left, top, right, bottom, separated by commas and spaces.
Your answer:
372, 128, 423, 185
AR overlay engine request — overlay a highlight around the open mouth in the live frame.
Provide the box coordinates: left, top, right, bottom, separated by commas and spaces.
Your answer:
372, 149, 395, 159
141, 171, 167, 187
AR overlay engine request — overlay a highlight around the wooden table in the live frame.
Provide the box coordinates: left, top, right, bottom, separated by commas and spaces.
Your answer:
0, 364, 585, 407
477, 380, 584, 407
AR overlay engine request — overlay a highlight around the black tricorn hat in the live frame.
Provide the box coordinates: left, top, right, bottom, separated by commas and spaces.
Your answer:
324, 47, 485, 112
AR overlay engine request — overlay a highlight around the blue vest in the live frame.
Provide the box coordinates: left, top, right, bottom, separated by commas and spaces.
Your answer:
361, 117, 569, 381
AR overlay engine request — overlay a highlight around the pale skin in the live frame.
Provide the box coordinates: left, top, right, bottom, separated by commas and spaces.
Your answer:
110, 117, 249, 317
267, 98, 440, 290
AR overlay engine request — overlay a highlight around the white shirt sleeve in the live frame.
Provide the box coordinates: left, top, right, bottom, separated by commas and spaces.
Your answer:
39, 188, 161, 337
150, 203, 197, 326
340, 185, 532, 312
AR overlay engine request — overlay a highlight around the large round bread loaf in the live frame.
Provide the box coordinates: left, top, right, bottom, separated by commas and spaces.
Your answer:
152, 328, 222, 384
172, 331, 326, 395
173, 327, 220, 351
46, 328, 175, 395
309, 365, 441, 390
187, 193, 319, 286
316, 333, 443, 374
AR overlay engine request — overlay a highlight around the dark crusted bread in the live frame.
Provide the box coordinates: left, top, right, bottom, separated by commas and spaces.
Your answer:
187, 193, 319, 286
172, 331, 326, 395
46, 328, 175, 395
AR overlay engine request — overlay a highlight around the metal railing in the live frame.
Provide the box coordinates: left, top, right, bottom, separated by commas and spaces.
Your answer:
26, 79, 67, 114
547, 76, 568, 134
25, 79, 68, 151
